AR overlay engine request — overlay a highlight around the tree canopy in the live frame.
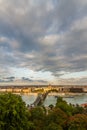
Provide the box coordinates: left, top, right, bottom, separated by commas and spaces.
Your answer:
0, 93, 87, 130
0, 93, 34, 130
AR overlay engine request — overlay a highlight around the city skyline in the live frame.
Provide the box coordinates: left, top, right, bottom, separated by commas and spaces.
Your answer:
0, 0, 87, 85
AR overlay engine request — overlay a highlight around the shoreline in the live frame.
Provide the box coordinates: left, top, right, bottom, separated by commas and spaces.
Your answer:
0, 92, 86, 95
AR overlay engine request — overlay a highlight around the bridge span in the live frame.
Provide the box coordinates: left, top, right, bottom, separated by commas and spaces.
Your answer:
31, 89, 59, 106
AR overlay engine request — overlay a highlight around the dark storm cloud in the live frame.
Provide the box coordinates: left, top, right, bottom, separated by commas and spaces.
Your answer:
0, 76, 15, 82
36, 80, 48, 84
4, 77, 15, 80
21, 77, 48, 84
0, 0, 87, 83
22, 77, 32, 82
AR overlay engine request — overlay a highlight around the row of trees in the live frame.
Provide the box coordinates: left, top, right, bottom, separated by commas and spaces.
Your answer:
0, 93, 87, 130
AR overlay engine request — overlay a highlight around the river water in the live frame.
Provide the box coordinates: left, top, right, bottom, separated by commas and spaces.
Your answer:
22, 93, 87, 106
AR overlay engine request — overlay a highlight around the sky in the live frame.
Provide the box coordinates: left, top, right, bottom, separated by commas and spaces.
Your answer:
0, 0, 87, 85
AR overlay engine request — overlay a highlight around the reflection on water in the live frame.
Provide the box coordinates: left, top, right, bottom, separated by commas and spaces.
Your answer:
43, 95, 57, 106
21, 93, 87, 106
22, 93, 37, 105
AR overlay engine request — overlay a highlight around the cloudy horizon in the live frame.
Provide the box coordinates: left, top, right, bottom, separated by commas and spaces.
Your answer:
0, 0, 87, 85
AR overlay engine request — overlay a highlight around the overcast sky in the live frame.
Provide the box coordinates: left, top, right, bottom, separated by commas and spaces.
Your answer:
0, 0, 87, 85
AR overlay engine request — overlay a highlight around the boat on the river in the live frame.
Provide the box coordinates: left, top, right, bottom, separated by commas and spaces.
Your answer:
63, 96, 74, 98
54, 95, 74, 98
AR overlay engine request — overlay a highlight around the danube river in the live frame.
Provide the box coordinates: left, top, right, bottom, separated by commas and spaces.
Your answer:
22, 93, 87, 106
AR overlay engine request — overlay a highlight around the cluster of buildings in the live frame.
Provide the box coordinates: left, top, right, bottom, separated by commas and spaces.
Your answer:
0, 87, 31, 93
0, 85, 87, 93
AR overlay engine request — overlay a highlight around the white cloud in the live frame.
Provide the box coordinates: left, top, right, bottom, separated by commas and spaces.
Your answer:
0, 0, 87, 84
71, 16, 87, 31
39, 34, 60, 45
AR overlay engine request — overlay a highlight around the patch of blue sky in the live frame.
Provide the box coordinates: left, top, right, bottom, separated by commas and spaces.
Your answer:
11, 67, 55, 81
61, 71, 87, 79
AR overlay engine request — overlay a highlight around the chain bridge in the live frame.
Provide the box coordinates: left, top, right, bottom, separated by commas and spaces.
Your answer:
31, 89, 59, 106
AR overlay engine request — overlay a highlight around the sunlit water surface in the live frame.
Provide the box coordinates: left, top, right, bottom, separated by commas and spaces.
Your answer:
21, 93, 87, 106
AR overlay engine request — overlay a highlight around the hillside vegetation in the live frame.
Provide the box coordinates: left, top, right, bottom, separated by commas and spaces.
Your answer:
0, 93, 87, 130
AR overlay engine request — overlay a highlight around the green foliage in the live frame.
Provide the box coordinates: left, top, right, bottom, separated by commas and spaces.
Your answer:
56, 97, 74, 116
44, 107, 67, 130
30, 107, 45, 120
44, 122, 63, 130
0, 93, 87, 130
29, 107, 46, 130
67, 114, 87, 130
72, 105, 84, 115
0, 93, 34, 130
46, 108, 67, 124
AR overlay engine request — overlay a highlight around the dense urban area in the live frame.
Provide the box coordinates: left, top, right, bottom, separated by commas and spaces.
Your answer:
0, 85, 87, 93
